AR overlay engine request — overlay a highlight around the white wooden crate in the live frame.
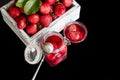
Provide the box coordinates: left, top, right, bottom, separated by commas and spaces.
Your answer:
0, 0, 81, 46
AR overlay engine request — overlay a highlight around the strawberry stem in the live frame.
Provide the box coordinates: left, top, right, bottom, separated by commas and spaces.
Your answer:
37, 23, 43, 28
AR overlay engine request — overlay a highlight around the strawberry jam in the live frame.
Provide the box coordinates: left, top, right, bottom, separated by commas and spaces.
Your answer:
42, 32, 68, 66
45, 44, 67, 67
64, 22, 87, 43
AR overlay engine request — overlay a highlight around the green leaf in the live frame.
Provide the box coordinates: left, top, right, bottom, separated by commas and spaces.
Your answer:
24, 0, 42, 15
16, 0, 27, 8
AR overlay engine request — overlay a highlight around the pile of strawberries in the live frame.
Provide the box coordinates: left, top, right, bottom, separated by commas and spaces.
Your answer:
8, 0, 73, 36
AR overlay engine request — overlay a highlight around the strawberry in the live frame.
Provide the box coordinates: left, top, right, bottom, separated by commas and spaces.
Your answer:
45, 0, 56, 5
28, 14, 39, 24
45, 44, 67, 67
53, 4, 66, 17
67, 24, 79, 32
45, 53, 56, 62
62, 0, 73, 7
56, 44, 67, 59
50, 7, 53, 13
19, 8, 24, 14
26, 24, 37, 35
15, 15, 26, 29
55, 0, 59, 2
39, 14, 52, 27
46, 35, 63, 48
15, 15, 26, 22
68, 31, 81, 42
8, 6, 20, 18
56, 53, 62, 58
17, 19, 26, 29
40, 2, 51, 14
45, 52, 62, 66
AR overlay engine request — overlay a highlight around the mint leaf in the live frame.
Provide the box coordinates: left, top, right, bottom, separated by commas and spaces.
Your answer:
16, 0, 27, 8
24, 0, 42, 15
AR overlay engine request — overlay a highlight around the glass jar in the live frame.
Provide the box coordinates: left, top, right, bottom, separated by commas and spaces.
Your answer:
41, 31, 68, 66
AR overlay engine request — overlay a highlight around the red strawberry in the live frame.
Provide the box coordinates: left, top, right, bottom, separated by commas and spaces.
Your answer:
62, 0, 73, 7
54, 4, 66, 17
55, 0, 59, 2
45, 53, 56, 61
56, 53, 62, 58
8, 6, 20, 18
19, 8, 24, 14
28, 14, 39, 24
39, 14, 52, 27
15, 15, 26, 29
15, 15, 26, 22
50, 7, 53, 13
68, 31, 81, 42
17, 19, 26, 29
26, 24, 37, 35
45, 0, 56, 5
46, 35, 63, 48
67, 24, 79, 32
45, 44, 67, 67
40, 2, 51, 14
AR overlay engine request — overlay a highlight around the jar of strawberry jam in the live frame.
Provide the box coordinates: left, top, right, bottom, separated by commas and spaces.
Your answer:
41, 31, 67, 67
63, 21, 88, 43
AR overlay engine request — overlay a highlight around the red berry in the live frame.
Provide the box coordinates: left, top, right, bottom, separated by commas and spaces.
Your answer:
56, 53, 62, 58
40, 2, 51, 14
45, 0, 56, 5
8, 6, 20, 18
68, 31, 81, 42
28, 14, 39, 24
67, 24, 79, 32
19, 8, 24, 13
39, 14, 52, 27
53, 57, 63, 66
15, 15, 26, 29
55, 0, 59, 2
46, 35, 63, 48
50, 7, 53, 13
62, 0, 73, 7
54, 4, 66, 17
15, 15, 26, 22
46, 53, 56, 61
26, 24, 37, 35
17, 19, 26, 29
45, 44, 67, 66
